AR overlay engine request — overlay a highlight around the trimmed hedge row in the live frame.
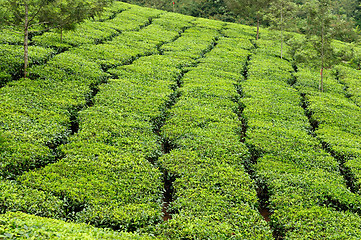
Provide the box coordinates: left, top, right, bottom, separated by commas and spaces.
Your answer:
0, 52, 108, 180
336, 65, 361, 106
152, 12, 195, 32
241, 51, 361, 238
155, 33, 273, 238
0, 0, 169, 179
0, 45, 55, 84
0, 3, 170, 227
0, 179, 65, 219
71, 23, 180, 70
160, 27, 218, 59
33, 2, 162, 49
0, 29, 23, 45
0, 212, 158, 239
17, 25, 222, 233
295, 66, 361, 193
223, 22, 256, 39
0, 2, 153, 85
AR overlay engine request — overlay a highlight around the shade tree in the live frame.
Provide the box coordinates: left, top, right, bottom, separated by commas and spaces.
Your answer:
224, 0, 272, 40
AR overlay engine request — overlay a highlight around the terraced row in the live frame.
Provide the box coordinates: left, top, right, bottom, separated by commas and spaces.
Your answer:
239, 36, 361, 238
0, 2, 190, 233
2, 4, 259, 237
0, 2, 157, 85
294, 66, 361, 192
2, 1, 361, 238
154, 22, 273, 239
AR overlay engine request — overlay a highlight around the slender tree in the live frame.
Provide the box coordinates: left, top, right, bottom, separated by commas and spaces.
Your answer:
304, 0, 334, 92
224, 0, 272, 40
0, 0, 58, 78
43, 0, 87, 42
264, 0, 297, 59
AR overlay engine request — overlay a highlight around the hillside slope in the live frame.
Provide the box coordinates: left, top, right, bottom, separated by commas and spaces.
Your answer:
1, 2, 361, 239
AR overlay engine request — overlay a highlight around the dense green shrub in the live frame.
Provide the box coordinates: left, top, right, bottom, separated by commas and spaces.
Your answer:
1, 1, 361, 238
0, 180, 65, 218
155, 29, 273, 238
0, 45, 55, 80
0, 212, 158, 239
240, 45, 361, 237
18, 20, 226, 232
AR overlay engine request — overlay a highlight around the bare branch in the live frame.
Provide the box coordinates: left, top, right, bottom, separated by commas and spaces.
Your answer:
2, 28, 22, 34
28, 0, 47, 26
2, 19, 18, 27
32, 21, 49, 26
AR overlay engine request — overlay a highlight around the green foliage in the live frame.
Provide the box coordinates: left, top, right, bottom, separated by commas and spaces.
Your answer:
241, 40, 361, 237
14, 9, 235, 232
155, 35, 273, 238
295, 65, 361, 193
0, 180, 65, 218
0, 51, 108, 179
224, 0, 272, 22
123, 0, 237, 22
222, 22, 256, 41
1, 1, 361, 238
0, 45, 55, 80
0, 212, 158, 239
336, 65, 361, 105
152, 12, 194, 32
0, 29, 23, 44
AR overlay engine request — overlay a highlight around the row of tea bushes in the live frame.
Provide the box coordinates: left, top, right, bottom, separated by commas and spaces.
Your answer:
17, 25, 221, 232
242, 49, 361, 238
71, 23, 180, 70
223, 22, 256, 39
0, 1, 127, 82
0, 29, 23, 45
0, 0, 169, 180
0, 3, 167, 222
155, 31, 273, 238
336, 65, 361, 106
32, 2, 163, 49
160, 26, 219, 60
0, 52, 108, 180
295, 66, 361, 193
0, 45, 55, 85
152, 12, 194, 33
0, 179, 65, 218
0, 212, 157, 239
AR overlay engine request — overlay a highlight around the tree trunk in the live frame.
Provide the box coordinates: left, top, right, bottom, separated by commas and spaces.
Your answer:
61, 27, 63, 42
320, 25, 324, 92
256, 17, 260, 40
280, 9, 283, 59
24, 3, 29, 79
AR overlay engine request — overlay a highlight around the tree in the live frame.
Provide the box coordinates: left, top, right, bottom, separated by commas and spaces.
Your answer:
43, 0, 88, 42
354, 0, 361, 27
224, 0, 272, 40
264, 0, 298, 59
304, 0, 335, 92
0, 0, 113, 78
0, 0, 56, 78
44, 0, 113, 42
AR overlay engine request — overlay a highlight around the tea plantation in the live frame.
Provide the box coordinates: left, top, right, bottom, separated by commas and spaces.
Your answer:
1, 2, 361, 239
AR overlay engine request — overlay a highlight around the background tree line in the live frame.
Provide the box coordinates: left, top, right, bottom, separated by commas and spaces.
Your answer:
121, 0, 361, 43
122, 0, 361, 91
1, 0, 360, 90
